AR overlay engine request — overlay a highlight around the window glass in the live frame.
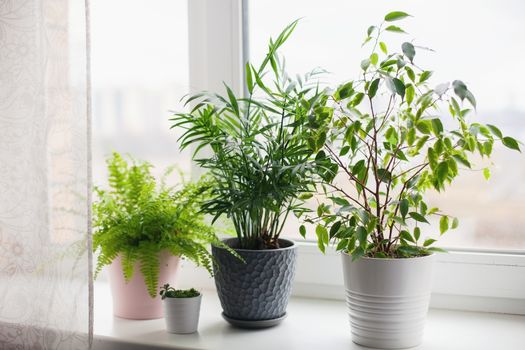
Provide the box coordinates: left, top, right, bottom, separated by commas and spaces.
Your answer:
91, 0, 190, 182
249, 0, 525, 250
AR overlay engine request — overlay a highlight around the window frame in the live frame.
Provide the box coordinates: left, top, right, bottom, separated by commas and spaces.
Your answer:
186, 0, 525, 315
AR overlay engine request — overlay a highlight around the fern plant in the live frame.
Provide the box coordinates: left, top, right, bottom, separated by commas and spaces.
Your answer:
93, 152, 230, 297
171, 22, 331, 250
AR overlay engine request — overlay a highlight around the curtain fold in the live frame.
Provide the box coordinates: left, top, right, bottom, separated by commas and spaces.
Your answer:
0, 0, 92, 349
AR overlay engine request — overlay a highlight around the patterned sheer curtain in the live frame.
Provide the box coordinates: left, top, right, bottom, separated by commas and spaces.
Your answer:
0, 0, 92, 349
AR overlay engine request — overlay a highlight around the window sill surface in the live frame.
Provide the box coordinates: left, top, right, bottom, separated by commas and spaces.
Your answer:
93, 282, 525, 350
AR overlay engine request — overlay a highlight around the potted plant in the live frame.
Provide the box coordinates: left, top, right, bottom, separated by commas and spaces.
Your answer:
170, 22, 329, 327
93, 152, 231, 319
160, 284, 202, 334
301, 12, 521, 349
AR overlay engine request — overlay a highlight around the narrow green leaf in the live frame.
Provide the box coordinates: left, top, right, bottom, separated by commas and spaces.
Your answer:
436, 161, 449, 182
385, 25, 406, 33
402, 42, 415, 63
416, 120, 432, 134
431, 118, 444, 136
405, 66, 416, 82
419, 70, 433, 83
483, 167, 491, 180
406, 84, 415, 105
316, 225, 329, 252
400, 230, 415, 243
299, 225, 306, 238
486, 124, 503, 138
452, 154, 471, 168
336, 239, 349, 251
377, 168, 392, 183
330, 221, 342, 238
502, 136, 521, 152
361, 58, 371, 71
379, 41, 388, 54
427, 247, 447, 253
451, 217, 459, 229
452, 80, 468, 101
393, 78, 406, 97
409, 212, 429, 224
370, 53, 378, 65
414, 227, 421, 241
439, 216, 449, 235
368, 78, 380, 98
400, 198, 409, 219
356, 226, 367, 245
245, 63, 254, 94
423, 238, 437, 247
384, 11, 411, 21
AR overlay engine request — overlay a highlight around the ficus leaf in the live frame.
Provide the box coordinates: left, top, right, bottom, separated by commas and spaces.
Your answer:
400, 198, 409, 219
361, 58, 371, 71
423, 238, 437, 247
299, 225, 307, 238
400, 230, 415, 243
393, 78, 406, 98
384, 11, 411, 22
502, 136, 521, 152
368, 78, 380, 98
385, 25, 406, 33
401, 42, 415, 63
452, 80, 468, 101
451, 217, 459, 229
483, 167, 491, 180
439, 215, 449, 235
409, 212, 429, 224
356, 226, 367, 246
486, 124, 503, 138
370, 53, 379, 65
379, 41, 388, 54
414, 227, 421, 241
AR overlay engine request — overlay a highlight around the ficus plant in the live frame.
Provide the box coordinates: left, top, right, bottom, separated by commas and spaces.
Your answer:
171, 21, 331, 250
93, 152, 235, 297
300, 12, 521, 259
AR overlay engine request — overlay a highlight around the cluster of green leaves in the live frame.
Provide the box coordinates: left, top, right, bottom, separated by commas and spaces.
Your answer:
160, 284, 200, 299
301, 12, 521, 259
93, 152, 231, 297
171, 21, 331, 250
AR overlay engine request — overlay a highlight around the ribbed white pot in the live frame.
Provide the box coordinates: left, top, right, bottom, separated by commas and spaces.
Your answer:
163, 294, 202, 334
342, 252, 434, 349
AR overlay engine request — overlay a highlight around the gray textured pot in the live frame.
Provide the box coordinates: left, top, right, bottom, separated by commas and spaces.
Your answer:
342, 252, 435, 349
162, 293, 202, 334
211, 238, 297, 327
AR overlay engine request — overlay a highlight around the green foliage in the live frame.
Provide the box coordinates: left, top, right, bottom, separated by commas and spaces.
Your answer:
301, 12, 521, 259
160, 284, 200, 299
93, 152, 231, 297
170, 21, 330, 249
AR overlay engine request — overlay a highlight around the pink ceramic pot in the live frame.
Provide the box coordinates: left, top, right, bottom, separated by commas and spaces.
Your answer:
108, 251, 180, 319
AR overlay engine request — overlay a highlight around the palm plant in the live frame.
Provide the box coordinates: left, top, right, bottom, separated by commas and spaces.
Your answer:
171, 22, 332, 249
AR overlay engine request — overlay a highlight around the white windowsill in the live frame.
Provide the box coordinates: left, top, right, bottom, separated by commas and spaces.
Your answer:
93, 282, 525, 350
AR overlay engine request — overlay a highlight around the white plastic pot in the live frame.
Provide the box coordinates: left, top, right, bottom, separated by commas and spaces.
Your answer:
162, 293, 202, 334
342, 252, 434, 349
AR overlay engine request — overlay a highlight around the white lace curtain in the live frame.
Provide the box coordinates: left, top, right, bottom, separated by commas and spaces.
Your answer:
0, 0, 92, 349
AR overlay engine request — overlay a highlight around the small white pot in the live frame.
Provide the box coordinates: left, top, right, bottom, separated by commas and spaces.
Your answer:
342, 252, 434, 349
162, 293, 202, 334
